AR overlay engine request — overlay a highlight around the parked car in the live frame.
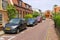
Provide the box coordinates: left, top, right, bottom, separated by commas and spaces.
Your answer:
3, 18, 27, 34
26, 18, 38, 26
36, 16, 42, 23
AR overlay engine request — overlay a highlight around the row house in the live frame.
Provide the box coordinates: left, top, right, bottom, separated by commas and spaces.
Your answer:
0, 0, 33, 27
8, 0, 33, 18
53, 6, 60, 13
44, 10, 52, 18
0, 0, 8, 27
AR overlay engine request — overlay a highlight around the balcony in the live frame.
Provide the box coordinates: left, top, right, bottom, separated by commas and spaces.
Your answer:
14, 4, 32, 11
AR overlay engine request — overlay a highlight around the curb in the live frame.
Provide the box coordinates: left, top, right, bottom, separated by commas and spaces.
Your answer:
0, 31, 4, 36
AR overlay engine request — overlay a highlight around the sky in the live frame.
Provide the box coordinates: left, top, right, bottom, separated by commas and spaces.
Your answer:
23, 0, 60, 12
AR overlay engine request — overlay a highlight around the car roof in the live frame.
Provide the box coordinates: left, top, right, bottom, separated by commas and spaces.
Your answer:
12, 18, 25, 20
12, 18, 23, 19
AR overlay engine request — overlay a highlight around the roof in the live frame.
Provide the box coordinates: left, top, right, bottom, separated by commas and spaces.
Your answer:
24, 2, 31, 7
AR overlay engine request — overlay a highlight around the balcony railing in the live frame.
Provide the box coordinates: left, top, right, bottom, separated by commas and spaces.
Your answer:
14, 4, 33, 11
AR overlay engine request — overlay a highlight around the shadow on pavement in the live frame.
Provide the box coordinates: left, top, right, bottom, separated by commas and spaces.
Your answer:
27, 25, 34, 27
55, 28, 60, 40
5, 28, 27, 34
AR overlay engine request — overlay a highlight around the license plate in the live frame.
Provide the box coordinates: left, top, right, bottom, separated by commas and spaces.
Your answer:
6, 27, 10, 30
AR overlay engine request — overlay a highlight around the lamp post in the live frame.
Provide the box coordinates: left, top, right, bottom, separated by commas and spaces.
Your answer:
54, 7, 56, 17
39, 9, 42, 22
54, 7, 56, 28
39, 9, 42, 16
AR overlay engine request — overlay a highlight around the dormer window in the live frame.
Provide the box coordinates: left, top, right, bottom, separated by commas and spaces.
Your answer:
2, 0, 8, 10
26, 5, 29, 8
18, 0, 22, 6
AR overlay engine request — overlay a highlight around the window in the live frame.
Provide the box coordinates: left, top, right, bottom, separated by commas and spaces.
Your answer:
26, 12, 28, 14
26, 5, 29, 8
18, 0, 22, 6
2, 0, 8, 10
29, 6, 32, 9
9, 19, 20, 24
23, 11, 25, 18
0, 13, 2, 24
20, 10, 22, 17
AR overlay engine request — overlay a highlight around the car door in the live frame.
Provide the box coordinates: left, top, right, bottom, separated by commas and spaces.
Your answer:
19, 19, 26, 29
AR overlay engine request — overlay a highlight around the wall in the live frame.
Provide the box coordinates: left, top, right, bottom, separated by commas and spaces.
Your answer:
0, 0, 3, 10
54, 6, 60, 13
0, 10, 8, 27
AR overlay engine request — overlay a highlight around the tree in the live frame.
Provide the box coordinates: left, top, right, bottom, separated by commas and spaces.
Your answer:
24, 14, 33, 20
6, 4, 18, 20
33, 11, 40, 18
54, 5, 58, 7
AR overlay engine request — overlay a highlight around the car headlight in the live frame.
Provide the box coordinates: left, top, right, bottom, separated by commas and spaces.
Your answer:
12, 25, 18, 29
30, 22, 33, 24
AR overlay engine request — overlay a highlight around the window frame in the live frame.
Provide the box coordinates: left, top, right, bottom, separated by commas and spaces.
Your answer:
18, 0, 22, 6
2, 0, 8, 10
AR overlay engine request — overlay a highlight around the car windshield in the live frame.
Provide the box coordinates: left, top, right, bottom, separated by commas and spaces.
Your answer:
28, 18, 34, 21
9, 19, 20, 24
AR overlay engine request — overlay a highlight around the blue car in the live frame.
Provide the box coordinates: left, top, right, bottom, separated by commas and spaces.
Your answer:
26, 18, 38, 26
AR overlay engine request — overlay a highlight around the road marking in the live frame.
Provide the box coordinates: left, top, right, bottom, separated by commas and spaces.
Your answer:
8, 36, 16, 40
8, 27, 35, 40
21, 31, 25, 34
1, 35, 16, 40
0, 37, 5, 40
1, 35, 15, 38
0, 24, 39, 40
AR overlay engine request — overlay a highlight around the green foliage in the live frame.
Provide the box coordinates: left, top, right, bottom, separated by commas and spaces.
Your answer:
54, 5, 58, 7
33, 11, 40, 18
53, 13, 60, 28
6, 4, 18, 20
54, 15, 60, 27
24, 11, 40, 20
24, 14, 33, 20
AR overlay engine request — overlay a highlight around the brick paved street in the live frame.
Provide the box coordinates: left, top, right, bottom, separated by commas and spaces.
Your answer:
0, 19, 59, 40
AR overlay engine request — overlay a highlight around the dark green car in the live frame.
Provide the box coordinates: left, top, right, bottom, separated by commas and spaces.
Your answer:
3, 18, 27, 34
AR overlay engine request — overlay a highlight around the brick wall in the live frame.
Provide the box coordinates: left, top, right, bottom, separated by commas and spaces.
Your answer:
0, 0, 3, 10
0, 10, 8, 27
54, 6, 60, 13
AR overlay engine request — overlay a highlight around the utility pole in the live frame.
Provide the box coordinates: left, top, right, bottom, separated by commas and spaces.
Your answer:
39, 9, 42, 16
54, 7, 56, 28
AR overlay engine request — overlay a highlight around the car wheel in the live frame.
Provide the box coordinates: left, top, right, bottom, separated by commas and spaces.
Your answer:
35, 21, 38, 25
4, 32, 7, 34
25, 24, 27, 28
33, 23, 35, 26
16, 29, 20, 34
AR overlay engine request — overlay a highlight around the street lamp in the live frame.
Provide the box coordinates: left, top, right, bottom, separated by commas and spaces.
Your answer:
54, 7, 56, 17
54, 7, 57, 28
39, 9, 42, 16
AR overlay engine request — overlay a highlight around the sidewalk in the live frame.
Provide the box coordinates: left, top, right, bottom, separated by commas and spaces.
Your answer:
47, 19, 59, 40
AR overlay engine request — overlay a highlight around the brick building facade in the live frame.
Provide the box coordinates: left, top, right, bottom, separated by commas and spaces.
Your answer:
0, 0, 33, 27
44, 10, 52, 18
54, 6, 60, 13
8, 0, 33, 18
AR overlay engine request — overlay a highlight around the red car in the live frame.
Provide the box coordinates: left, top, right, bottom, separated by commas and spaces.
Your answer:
36, 16, 42, 23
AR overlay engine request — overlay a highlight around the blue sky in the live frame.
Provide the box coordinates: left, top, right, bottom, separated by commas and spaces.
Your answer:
23, 0, 60, 11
